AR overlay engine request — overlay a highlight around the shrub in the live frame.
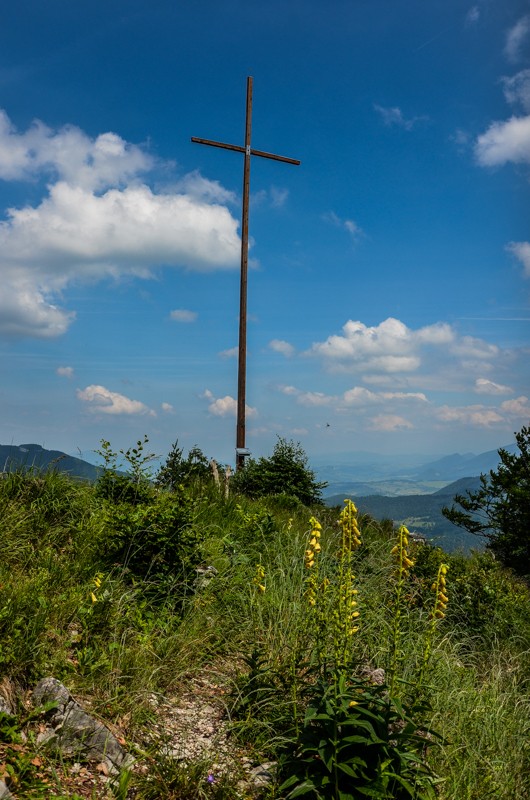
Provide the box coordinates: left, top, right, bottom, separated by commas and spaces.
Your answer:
231, 437, 326, 506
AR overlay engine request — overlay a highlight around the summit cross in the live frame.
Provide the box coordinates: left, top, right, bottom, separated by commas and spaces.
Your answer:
192, 76, 300, 470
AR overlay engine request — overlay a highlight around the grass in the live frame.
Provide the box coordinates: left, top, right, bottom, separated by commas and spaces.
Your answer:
0, 468, 529, 798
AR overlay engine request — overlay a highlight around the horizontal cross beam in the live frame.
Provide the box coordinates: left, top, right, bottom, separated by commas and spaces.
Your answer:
191, 136, 301, 166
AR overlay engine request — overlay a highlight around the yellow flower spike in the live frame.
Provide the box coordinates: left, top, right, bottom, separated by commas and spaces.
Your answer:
94, 575, 102, 589
258, 584, 266, 594
313, 542, 321, 553
90, 592, 97, 604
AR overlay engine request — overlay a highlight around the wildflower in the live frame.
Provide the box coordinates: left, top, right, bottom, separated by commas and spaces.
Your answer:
305, 516, 323, 607
253, 563, 266, 593
207, 773, 216, 784
392, 525, 415, 577
417, 563, 450, 689
90, 592, 97, 604
339, 500, 362, 552
432, 563, 449, 619
349, 700, 358, 707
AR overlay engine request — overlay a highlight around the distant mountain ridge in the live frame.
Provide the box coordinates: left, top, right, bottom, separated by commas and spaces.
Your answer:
325, 476, 484, 553
0, 444, 101, 482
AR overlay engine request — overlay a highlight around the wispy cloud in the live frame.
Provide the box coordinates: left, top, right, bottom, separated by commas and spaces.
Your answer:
170, 308, 198, 323
474, 378, 513, 395
219, 346, 238, 359
368, 414, 414, 432
505, 15, 530, 63
322, 211, 363, 240
507, 241, 530, 277
373, 104, 429, 131
251, 185, 289, 208
465, 6, 480, 26
501, 69, 530, 112
269, 339, 295, 357
56, 366, 74, 378
77, 384, 155, 416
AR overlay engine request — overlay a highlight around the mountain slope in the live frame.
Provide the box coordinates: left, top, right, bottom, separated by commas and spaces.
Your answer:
325, 476, 484, 553
0, 444, 101, 481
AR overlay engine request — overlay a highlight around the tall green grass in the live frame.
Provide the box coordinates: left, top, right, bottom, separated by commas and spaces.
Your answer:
0, 469, 529, 798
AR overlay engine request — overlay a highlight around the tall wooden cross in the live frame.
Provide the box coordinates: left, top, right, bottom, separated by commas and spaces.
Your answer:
192, 76, 300, 470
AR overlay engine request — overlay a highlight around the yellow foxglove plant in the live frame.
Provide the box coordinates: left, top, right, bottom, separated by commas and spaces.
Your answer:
333, 501, 361, 669
280, 511, 440, 800
388, 525, 415, 695
416, 564, 449, 693
252, 562, 266, 594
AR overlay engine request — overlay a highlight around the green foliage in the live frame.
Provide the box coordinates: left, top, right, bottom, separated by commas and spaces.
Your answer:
156, 441, 212, 489
232, 437, 326, 506
101, 490, 202, 588
95, 436, 156, 505
442, 425, 530, 577
2, 437, 530, 799
278, 671, 439, 800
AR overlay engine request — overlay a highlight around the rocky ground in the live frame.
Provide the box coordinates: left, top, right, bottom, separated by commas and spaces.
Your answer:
0, 670, 274, 799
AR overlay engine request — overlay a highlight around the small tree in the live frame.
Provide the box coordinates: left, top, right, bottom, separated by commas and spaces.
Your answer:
442, 425, 530, 578
156, 441, 211, 490
232, 437, 326, 506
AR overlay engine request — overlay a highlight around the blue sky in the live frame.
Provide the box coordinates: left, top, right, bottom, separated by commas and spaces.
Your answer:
1, 0, 529, 467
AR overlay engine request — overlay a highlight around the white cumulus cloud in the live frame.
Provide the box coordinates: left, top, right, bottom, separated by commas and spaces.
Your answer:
308, 317, 463, 375
77, 384, 155, 416
475, 115, 530, 166
161, 402, 174, 413
0, 110, 241, 339
435, 405, 503, 426
500, 395, 530, 417
201, 389, 257, 418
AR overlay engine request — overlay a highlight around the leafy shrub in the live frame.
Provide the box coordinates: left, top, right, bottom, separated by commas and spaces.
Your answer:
101, 490, 203, 589
231, 437, 326, 506
156, 441, 212, 489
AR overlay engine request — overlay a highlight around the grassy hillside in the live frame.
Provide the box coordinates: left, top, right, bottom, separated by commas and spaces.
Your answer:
1, 467, 529, 798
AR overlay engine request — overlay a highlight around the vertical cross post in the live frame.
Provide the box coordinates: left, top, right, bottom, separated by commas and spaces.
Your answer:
192, 77, 300, 470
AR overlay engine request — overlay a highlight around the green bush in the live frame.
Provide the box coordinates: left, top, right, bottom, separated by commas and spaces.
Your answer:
231, 437, 326, 506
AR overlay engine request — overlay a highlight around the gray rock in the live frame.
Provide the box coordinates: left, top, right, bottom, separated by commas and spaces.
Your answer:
0, 779, 15, 799
249, 761, 276, 788
0, 678, 16, 716
32, 677, 133, 774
